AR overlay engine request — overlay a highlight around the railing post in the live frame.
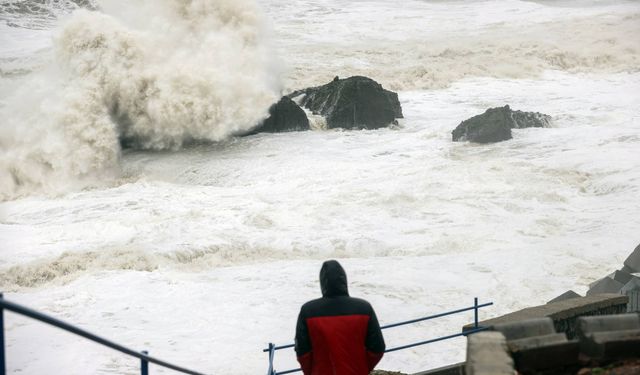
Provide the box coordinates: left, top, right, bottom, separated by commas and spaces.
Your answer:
141, 350, 148, 375
1, 292, 5, 375
474, 297, 479, 329
267, 343, 275, 375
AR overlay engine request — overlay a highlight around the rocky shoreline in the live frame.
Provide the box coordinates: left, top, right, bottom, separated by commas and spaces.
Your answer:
548, 243, 640, 308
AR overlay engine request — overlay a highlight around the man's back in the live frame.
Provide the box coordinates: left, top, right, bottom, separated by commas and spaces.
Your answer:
295, 260, 385, 375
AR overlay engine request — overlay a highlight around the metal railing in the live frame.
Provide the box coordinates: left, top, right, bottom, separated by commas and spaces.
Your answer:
263, 297, 493, 375
0, 293, 208, 375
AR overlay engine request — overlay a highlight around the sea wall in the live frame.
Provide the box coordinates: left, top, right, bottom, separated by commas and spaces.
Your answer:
462, 294, 628, 339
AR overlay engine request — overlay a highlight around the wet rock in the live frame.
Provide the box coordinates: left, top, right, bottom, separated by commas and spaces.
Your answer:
245, 96, 309, 135
290, 76, 403, 130
452, 105, 551, 143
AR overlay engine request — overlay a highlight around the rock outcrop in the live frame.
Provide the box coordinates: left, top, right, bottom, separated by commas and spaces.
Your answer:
245, 96, 310, 135
452, 105, 551, 143
290, 76, 403, 130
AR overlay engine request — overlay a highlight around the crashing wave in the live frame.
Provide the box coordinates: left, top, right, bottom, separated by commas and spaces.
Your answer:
0, 0, 281, 201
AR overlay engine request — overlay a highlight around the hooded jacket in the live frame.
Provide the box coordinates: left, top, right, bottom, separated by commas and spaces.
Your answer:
295, 260, 385, 375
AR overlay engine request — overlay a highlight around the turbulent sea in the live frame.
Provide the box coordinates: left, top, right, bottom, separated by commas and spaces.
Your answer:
1, 0, 639, 373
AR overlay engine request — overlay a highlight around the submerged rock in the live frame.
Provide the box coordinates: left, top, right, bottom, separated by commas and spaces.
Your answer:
290, 76, 403, 130
245, 96, 310, 135
452, 105, 551, 143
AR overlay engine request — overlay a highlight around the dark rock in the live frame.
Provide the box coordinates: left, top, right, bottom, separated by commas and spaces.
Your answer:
245, 96, 309, 135
452, 105, 551, 143
289, 76, 403, 130
511, 110, 552, 129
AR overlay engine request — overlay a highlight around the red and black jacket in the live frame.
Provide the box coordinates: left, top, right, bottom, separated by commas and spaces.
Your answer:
295, 260, 385, 375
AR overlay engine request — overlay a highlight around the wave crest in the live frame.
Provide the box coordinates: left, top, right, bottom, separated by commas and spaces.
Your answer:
0, 0, 280, 201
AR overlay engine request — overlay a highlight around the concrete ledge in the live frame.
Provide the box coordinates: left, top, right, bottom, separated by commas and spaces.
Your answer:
465, 332, 514, 375
507, 333, 568, 351
578, 314, 640, 359
577, 313, 640, 338
580, 331, 640, 359
491, 317, 555, 341
463, 294, 628, 339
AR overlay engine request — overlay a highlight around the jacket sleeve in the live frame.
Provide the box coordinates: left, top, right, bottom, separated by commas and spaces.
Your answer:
365, 304, 385, 371
295, 306, 313, 375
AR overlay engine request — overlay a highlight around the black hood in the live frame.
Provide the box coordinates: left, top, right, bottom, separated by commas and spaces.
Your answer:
320, 260, 349, 297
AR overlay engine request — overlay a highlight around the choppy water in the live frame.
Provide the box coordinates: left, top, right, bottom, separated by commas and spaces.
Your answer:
1, 0, 639, 373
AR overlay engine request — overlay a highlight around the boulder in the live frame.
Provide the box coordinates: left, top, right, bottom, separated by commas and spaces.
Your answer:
245, 96, 309, 135
548, 290, 581, 304
587, 277, 624, 296
452, 105, 551, 143
290, 76, 403, 130
510, 110, 552, 129
590, 270, 633, 289
624, 243, 640, 272
613, 270, 634, 285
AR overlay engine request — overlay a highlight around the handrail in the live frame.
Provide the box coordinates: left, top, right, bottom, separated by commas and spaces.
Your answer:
264, 297, 493, 375
0, 293, 208, 375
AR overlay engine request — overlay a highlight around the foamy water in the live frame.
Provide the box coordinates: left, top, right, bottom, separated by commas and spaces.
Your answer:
1, 0, 639, 374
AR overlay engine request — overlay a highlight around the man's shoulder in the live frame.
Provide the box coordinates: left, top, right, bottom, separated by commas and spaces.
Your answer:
300, 296, 373, 316
348, 296, 373, 308
300, 297, 324, 310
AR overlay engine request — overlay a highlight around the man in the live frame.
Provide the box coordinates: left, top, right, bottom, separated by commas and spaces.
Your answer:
295, 260, 386, 375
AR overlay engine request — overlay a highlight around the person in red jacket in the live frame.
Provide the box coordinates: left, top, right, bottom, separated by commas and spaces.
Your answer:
295, 260, 386, 375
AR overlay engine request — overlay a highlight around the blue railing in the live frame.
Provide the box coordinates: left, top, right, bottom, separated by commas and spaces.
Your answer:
263, 297, 493, 375
0, 293, 208, 375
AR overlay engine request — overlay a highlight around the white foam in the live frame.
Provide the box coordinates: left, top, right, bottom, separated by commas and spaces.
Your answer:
1, 1, 640, 374
2, 70, 639, 372
263, 0, 640, 91
0, 0, 280, 201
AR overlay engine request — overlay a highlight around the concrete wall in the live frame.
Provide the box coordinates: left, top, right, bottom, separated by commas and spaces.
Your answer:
626, 290, 640, 312
462, 294, 628, 339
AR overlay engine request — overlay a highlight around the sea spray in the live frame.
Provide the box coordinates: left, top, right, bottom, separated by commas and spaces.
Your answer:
0, 0, 280, 201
